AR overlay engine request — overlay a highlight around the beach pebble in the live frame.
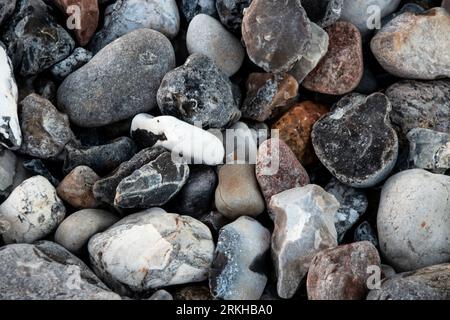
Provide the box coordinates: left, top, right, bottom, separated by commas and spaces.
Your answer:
50, 48, 93, 81
209, 216, 270, 300
88, 211, 214, 293
149, 289, 173, 300
57, 166, 100, 209
0, 148, 17, 201
0, 241, 121, 300
131, 114, 225, 166
256, 138, 309, 205
301, 0, 343, 27
157, 54, 241, 128
242, 0, 312, 73
215, 164, 265, 219
55, 209, 118, 253
312, 93, 398, 188
114, 151, 189, 208
0, 176, 66, 244
187, 15, 245, 76
179, 0, 217, 22
19, 94, 74, 159
273, 101, 329, 166
354, 221, 379, 247
241, 73, 298, 122
89, 0, 180, 53
371, 8, 450, 79
307, 241, 381, 300
269, 185, 339, 299
216, 0, 252, 32
58, 29, 175, 128
377, 169, 450, 271
303, 21, 363, 95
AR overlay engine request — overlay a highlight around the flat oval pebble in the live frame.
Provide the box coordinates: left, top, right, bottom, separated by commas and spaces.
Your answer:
57, 166, 100, 209
58, 29, 175, 128
312, 93, 399, 188
88, 211, 214, 293
187, 14, 245, 76
303, 21, 364, 95
371, 8, 450, 79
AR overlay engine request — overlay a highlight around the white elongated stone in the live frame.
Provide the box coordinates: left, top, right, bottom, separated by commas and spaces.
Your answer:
0, 45, 21, 150
269, 185, 339, 299
0, 176, 66, 244
131, 114, 225, 165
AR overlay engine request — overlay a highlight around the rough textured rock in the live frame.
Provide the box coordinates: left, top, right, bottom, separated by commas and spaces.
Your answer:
19, 94, 74, 159
115, 151, 189, 208
157, 54, 241, 129
54, 0, 99, 46
187, 14, 245, 76
93, 147, 166, 206
256, 138, 309, 205
325, 178, 368, 243
89, 0, 180, 53
0, 0, 16, 26
216, 0, 252, 32
55, 209, 118, 253
1, 0, 75, 76
0, 241, 121, 300
303, 21, 363, 95
371, 8, 450, 79
179, 0, 217, 22
301, 0, 343, 27
273, 101, 329, 166
50, 48, 92, 81
290, 22, 329, 84
354, 221, 379, 247
377, 169, 450, 271
131, 114, 225, 166
386, 80, 450, 138
209, 216, 270, 300
63, 137, 136, 176
57, 166, 100, 209
215, 164, 265, 219
0, 44, 21, 150
241, 73, 298, 122
88, 212, 214, 293
312, 93, 398, 188
58, 29, 175, 128
269, 185, 339, 299
0, 176, 66, 244
307, 241, 381, 300
367, 263, 450, 300
407, 128, 450, 172
241, 0, 312, 73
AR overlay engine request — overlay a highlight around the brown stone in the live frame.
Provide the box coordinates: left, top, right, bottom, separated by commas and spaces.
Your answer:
307, 241, 381, 300
54, 0, 99, 46
241, 73, 298, 122
242, 0, 312, 73
57, 165, 100, 209
174, 286, 213, 300
272, 101, 329, 165
303, 21, 363, 95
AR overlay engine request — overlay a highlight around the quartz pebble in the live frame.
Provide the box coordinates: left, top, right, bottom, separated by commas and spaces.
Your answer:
50, 48, 93, 81
58, 29, 175, 128
0, 176, 66, 244
354, 221, 379, 247
371, 8, 450, 79
57, 166, 100, 209
89, 0, 180, 53
179, 0, 217, 22
131, 114, 225, 166
186, 15, 245, 76
242, 0, 312, 73
0, 241, 121, 300
55, 209, 118, 253
88, 212, 214, 293
157, 54, 241, 128
216, 0, 252, 32
307, 241, 381, 300
241, 73, 298, 122
209, 216, 270, 300
303, 21, 364, 95
377, 169, 450, 271
273, 101, 329, 166
269, 185, 339, 299
312, 93, 398, 188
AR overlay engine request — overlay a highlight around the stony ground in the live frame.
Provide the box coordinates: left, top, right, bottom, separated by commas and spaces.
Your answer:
0, 0, 450, 300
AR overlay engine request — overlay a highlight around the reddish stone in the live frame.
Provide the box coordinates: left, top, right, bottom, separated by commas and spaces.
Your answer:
303, 21, 363, 95
272, 101, 329, 166
307, 241, 381, 300
54, 0, 99, 46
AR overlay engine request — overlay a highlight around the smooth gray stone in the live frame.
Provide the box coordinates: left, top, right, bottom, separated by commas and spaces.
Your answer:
50, 48, 93, 81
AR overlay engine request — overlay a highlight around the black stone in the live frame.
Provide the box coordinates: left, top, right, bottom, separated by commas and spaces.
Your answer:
216, 0, 252, 33
199, 211, 231, 242
23, 159, 60, 187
